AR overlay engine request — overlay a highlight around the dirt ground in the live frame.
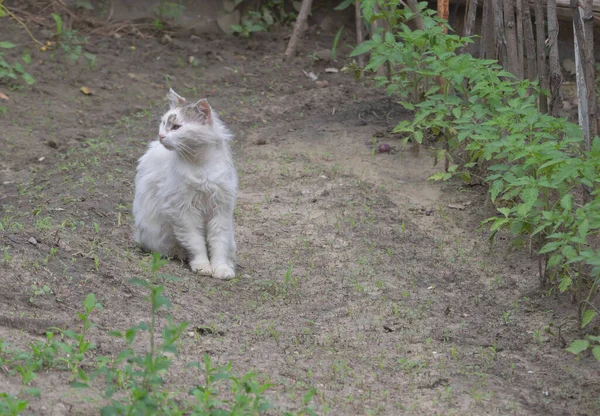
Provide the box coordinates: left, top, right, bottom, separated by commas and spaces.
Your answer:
1, 11, 599, 416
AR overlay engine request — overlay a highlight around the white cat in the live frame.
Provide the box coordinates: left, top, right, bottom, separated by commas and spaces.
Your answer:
132, 89, 237, 280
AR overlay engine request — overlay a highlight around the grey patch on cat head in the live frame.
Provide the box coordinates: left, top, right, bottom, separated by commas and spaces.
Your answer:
181, 99, 212, 125
167, 88, 186, 109
167, 114, 177, 125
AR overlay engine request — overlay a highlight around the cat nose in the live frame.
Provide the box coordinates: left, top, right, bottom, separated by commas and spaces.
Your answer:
158, 134, 166, 141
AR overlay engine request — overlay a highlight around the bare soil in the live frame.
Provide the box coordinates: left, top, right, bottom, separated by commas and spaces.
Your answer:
0, 14, 599, 416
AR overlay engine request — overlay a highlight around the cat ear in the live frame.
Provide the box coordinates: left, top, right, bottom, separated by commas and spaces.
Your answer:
167, 88, 186, 109
195, 99, 212, 125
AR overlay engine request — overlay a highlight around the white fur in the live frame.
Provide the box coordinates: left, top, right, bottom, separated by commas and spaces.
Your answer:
133, 89, 237, 279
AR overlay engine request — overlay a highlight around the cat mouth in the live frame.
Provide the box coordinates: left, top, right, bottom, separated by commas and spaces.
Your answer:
160, 139, 175, 151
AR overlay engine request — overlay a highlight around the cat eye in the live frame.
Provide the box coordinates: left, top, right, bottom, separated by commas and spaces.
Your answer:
172, 124, 182, 130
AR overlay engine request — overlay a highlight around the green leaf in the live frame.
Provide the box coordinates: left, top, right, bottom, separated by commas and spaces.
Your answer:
428, 171, 447, 181
24, 387, 40, 397
490, 217, 509, 232
566, 339, 590, 355
497, 207, 511, 218
384, 31, 395, 45
21, 72, 35, 85
561, 245, 577, 260
581, 310, 596, 329
517, 187, 539, 217
331, 26, 344, 61
129, 278, 149, 287
559, 194, 573, 211
84, 293, 96, 312
558, 277, 572, 292
539, 241, 562, 254
334, 0, 354, 10
76, 0, 95, 10
414, 130, 423, 144
0, 41, 16, 48
490, 180, 503, 202
578, 219, 590, 240
350, 40, 378, 57
51, 13, 63, 37
592, 346, 600, 361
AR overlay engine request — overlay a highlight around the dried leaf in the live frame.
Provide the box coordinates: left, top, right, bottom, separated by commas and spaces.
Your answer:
80, 86, 94, 95
302, 70, 318, 81
448, 203, 466, 210
0, 92, 8, 101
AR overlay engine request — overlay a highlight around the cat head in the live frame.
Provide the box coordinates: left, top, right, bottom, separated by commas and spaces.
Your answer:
157, 89, 231, 157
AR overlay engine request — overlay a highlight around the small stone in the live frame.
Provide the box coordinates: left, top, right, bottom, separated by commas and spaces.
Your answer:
314, 49, 332, 61
217, 10, 241, 35
51, 402, 68, 416
316, 80, 329, 88
562, 58, 576, 75
28, 237, 38, 245
378, 143, 392, 153
160, 34, 172, 44
319, 16, 335, 32
425, 209, 433, 216
187, 331, 195, 338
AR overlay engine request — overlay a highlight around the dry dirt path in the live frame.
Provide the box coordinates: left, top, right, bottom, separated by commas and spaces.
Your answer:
0, 20, 598, 415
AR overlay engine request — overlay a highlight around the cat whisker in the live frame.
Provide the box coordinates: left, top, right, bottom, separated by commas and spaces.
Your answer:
175, 145, 194, 163
177, 141, 197, 155
175, 143, 197, 163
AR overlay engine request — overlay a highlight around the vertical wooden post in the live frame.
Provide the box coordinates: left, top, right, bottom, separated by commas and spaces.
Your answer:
515, 0, 525, 77
438, 0, 450, 32
492, 0, 508, 68
582, 0, 597, 140
480, 0, 495, 59
463, 0, 479, 55
572, 0, 597, 149
534, 1, 548, 113
522, 0, 537, 81
503, 0, 523, 78
547, 0, 563, 117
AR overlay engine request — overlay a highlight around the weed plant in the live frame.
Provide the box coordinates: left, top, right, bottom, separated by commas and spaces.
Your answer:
347, 0, 600, 360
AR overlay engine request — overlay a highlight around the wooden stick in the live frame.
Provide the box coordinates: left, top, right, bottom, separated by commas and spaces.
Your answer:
582, 0, 597, 140
284, 0, 313, 60
355, 1, 365, 68
406, 0, 426, 30
547, 0, 563, 117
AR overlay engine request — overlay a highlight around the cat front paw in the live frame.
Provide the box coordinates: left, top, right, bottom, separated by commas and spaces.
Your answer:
190, 259, 212, 276
212, 264, 235, 280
